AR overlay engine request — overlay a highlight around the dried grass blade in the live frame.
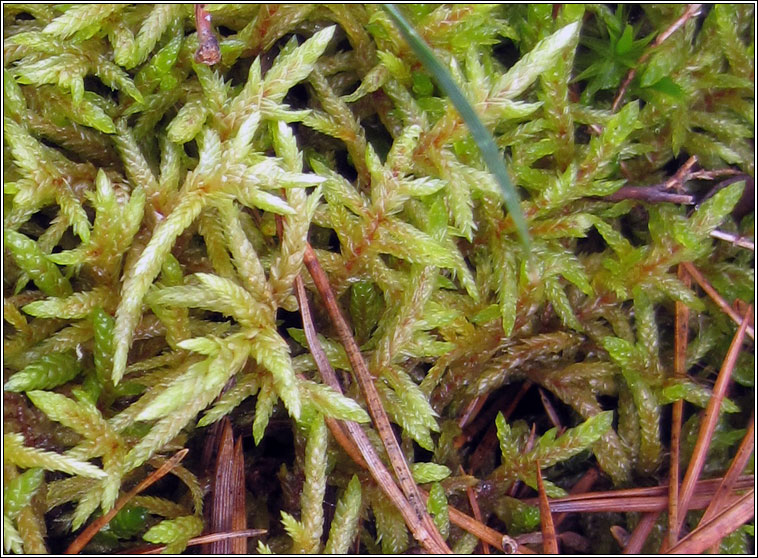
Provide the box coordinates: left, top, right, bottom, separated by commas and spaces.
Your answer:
65, 449, 189, 554
230, 437, 247, 554
206, 419, 235, 554
674, 305, 752, 535
667, 490, 754, 555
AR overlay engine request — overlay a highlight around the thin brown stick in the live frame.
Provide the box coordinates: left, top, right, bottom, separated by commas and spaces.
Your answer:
611, 4, 703, 112
535, 461, 559, 554
699, 414, 754, 549
294, 272, 450, 553
667, 490, 755, 555
674, 305, 752, 536
682, 262, 754, 340
65, 449, 189, 554
122, 529, 267, 554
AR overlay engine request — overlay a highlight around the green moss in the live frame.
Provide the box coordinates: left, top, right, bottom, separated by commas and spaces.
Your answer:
3, 4, 753, 554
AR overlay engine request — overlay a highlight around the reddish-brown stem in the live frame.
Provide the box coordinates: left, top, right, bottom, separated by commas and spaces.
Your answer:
674, 305, 752, 536
65, 449, 189, 554
666, 264, 690, 548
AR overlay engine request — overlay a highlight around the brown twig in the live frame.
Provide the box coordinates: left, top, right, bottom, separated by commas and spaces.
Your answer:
667, 490, 755, 554
710, 229, 754, 250
606, 156, 699, 204
65, 449, 189, 554
673, 305, 752, 536
535, 461, 559, 554
611, 4, 703, 112
194, 4, 221, 65
605, 185, 695, 205
682, 262, 755, 340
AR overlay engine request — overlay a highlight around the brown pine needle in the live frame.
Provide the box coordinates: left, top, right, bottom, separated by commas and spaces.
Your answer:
674, 304, 752, 536
297, 272, 528, 555
294, 271, 449, 554
535, 461, 559, 554
123, 529, 267, 554
700, 414, 755, 552
667, 490, 755, 555
682, 262, 754, 340
525, 475, 754, 513
623, 511, 661, 554
65, 449, 189, 554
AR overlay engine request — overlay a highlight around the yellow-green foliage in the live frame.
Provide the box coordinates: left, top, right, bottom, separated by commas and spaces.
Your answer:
3, 4, 753, 554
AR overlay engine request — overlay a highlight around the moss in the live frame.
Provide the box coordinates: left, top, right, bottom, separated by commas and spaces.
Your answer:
3, 4, 754, 554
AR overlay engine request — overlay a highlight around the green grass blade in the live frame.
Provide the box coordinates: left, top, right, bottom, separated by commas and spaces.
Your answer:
383, 4, 531, 249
